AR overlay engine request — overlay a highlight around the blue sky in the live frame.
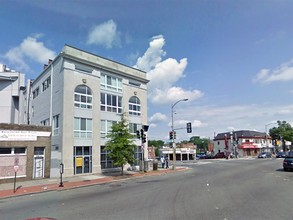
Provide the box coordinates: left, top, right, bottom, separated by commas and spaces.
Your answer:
1, 0, 293, 141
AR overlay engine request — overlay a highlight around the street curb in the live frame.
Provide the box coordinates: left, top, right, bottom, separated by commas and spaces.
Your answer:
0, 167, 189, 199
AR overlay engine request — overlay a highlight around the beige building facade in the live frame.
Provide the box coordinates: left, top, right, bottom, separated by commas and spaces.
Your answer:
24, 45, 148, 178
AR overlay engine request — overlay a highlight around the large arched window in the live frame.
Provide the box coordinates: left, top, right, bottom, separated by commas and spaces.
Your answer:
74, 85, 92, 109
129, 96, 141, 116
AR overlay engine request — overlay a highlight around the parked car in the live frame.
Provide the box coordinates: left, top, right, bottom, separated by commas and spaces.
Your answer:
276, 151, 287, 158
214, 152, 226, 158
258, 152, 272, 158
283, 156, 293, 171
197, 153, 207, 159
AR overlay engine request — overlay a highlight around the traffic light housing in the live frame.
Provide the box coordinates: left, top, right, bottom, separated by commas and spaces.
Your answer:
142, 134, 146, 143
136, 130, 140, 139
187, 122, 192, 133
169, 131, 173, 140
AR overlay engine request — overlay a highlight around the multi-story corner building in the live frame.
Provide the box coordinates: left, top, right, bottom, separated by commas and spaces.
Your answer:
213, 130, 273, 157
0, 64, 26, 124
23, 45, 149, 178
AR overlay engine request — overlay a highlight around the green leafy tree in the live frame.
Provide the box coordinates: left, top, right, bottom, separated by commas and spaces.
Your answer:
269, 120, 293, 151
189, 136, 209, 152
105, 114, 136, 175
148, 140, 164, 157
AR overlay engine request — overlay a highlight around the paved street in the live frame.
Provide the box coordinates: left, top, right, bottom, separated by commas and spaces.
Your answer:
0, 158, 292, 220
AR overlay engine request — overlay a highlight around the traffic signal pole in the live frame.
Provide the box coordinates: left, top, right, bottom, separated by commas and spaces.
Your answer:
171, 99, 188, 170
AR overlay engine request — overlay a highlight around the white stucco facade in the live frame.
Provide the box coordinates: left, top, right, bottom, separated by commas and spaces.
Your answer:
24, 45, 149, 178
0, 64, 25, 124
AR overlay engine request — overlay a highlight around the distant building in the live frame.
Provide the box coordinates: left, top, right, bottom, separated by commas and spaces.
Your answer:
21, 45, 149, 178
160, 142, 196, 161
148, 146, 156, 160
0, 123, 51, 184
0, 64, 26, 124
213, 130, 273, 157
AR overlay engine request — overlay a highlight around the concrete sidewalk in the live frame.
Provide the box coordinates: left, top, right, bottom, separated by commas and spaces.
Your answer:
0, 167, 188, 199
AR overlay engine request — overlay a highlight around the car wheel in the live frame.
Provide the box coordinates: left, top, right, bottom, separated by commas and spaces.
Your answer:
284, 167, 287, 171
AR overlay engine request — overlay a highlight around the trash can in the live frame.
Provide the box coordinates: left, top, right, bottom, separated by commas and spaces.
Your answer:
153, 160, 158, 171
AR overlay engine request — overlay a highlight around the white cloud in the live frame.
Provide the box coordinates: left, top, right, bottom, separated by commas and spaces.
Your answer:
192, 119, 207, 128
135, 35, 204, 105
134, 35, 166, 72
148, 58, 187, 90
253, 59, 293, 84
5, 35, 56, 71
151, 87, 203, 104
87, 20, 121, 48
149, 112, 168, 123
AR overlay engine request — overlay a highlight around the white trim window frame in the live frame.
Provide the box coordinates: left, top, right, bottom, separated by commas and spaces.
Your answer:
53, 114, 59, 136
100, 73, 122, 93
0, 147, 27, 155
129, 96, 141, 116
100, 93, 122, 113
74, 85, 93, 109
129, 123, 141, 135
100, 120, 117, 138
42, 76, 51, 91
74, 117, 93, 139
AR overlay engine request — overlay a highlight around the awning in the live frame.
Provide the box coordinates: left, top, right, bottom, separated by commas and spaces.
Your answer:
240, 145, 258, 149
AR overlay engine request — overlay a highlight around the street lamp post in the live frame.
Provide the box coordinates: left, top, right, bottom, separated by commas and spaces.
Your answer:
171, 98, 188, 170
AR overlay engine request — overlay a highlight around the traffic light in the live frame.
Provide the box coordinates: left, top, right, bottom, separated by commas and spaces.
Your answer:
187, 122, 192, 133
136, 130, 140, 139
169, 131, 173, 140
174, 131, 176, 139
142, 134, 146, 143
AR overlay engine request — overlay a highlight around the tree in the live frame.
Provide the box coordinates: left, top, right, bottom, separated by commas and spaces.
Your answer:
189, 136, 209, 152
269, 120, 293, 151
148, 140, 164, 157
105, 114, 137, 175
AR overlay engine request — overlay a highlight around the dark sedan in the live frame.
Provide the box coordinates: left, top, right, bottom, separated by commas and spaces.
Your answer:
283, 156, 293, 171
258, 152, 272, 158
276, 151, 287, 158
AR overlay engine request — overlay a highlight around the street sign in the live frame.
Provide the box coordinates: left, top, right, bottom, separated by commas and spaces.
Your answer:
14, 165, 19, 172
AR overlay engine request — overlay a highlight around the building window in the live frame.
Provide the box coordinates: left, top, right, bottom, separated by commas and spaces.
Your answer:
129, 80, 141, 87
0, 147, 26, 155
129, 96, 141, 116
100, 74, 122, 93
100, 146, 118, 169
133, 146, 142, 166
100, 93, 122, 113
74, 85, 93, 109
74, 117, 92, 138
42, 76, 51, 91
32, 87, 39, 99
53, 115, 59, 135
101, 120, 117, 138
129, 123, 141, 134
34, 147, 45, 156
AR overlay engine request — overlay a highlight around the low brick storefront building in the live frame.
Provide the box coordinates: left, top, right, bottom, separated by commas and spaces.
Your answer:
0, 123, 51, 184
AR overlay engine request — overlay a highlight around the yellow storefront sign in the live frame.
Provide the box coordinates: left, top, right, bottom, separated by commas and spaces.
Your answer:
76, 157, 83, 167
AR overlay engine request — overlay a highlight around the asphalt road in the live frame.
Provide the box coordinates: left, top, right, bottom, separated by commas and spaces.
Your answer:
0, 158, 292, 220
